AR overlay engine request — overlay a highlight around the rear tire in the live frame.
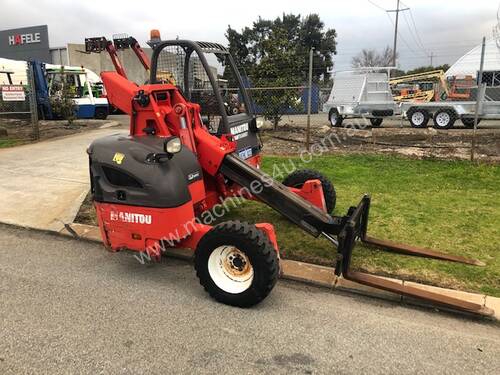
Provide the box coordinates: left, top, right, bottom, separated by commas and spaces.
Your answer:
329, 108, 343, 127
195, 221, 279, 307
282, 169, 336, 213
370, 118, 383, 127
461, 117, 481, 128
407, 107, 430, 128
433, 108, 457, 130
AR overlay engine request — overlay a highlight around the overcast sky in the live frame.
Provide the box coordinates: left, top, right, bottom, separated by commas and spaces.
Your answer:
0, 0, 498, 70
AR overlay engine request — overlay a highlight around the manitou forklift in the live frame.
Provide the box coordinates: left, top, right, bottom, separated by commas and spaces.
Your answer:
87, 39, 491, 315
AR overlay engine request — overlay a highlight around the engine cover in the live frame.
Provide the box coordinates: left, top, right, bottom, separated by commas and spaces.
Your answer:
88, 134, 202, 208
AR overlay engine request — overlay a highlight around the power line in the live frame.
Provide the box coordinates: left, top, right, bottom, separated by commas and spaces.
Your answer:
368, 0, 413, 65
408, 8, 429, 52
401, 10, 430, 57
385, 11, 426, 58
367, 0, 386, 11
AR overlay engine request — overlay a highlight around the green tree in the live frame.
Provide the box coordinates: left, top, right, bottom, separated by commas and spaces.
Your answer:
225, 13, 337, 129
49, 67, 76, 125
404, 64, 450, 75
251, 25, 303, 129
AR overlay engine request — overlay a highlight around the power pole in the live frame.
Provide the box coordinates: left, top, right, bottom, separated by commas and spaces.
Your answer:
430, 52, 434, 66
387, 0, 409, 67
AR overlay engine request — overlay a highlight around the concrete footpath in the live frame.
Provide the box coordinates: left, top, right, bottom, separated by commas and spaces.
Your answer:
0, 126, 125, 232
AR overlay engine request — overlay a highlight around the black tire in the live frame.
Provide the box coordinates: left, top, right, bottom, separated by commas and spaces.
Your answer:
329, 108, 343, 127
94, 107, 108, 120
195, 221, 279, 307
282, 169, 336, 213
407, 107, 430, 128
433, 108, 457, 130
461, 117, 481, 129
370, 118, 383, 127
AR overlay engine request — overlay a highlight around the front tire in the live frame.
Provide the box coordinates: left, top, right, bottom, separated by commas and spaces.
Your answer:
195, 221, 279, 307
370, 118, 383, 127
282, 169, 336, 213
329, 108, 343, 127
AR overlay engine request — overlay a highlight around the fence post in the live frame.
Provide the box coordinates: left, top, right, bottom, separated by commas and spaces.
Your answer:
306, 48, 314, 151
27, 61, 39, 141
471, 37, 486, 162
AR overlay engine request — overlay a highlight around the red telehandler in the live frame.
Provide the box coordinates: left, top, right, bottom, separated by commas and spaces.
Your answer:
86, 39, 491, 315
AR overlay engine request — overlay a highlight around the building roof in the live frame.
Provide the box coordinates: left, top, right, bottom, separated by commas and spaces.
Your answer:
446, 38, 500, 78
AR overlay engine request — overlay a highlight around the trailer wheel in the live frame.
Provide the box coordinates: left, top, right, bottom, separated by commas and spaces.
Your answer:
407, 108, 430, 128
195, 221, 279, 307
461, 117, 481, 128
370, 118, 383, 127
433, 108, 457, 129
282, 169, 336, 213
329, 109, 343, 127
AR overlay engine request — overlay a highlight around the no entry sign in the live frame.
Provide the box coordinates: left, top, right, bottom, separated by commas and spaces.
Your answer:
1, 85, 25, 101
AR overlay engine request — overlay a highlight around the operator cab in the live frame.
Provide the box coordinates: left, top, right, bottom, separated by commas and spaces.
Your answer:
150, 40, 261, 162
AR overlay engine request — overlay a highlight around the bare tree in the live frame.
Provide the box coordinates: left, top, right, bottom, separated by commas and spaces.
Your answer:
351, 46, 397, 68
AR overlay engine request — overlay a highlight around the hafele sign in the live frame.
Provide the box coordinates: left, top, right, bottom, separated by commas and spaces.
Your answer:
8, 32, 41, 46
1, 85, 26, 101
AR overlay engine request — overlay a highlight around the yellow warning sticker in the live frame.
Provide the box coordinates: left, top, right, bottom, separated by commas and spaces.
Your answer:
112, 152, 125, 165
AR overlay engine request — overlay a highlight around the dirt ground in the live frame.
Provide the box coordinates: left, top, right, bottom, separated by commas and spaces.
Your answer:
259, 117, 500, 162
0, 118, 116, 147
74, 192, 97, 226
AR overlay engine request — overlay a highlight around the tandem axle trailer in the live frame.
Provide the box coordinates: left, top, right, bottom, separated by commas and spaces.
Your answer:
323, 68, 500, 129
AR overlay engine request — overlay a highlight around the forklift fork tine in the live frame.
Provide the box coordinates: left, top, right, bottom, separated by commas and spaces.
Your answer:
343, 271, 494, 316
361, 236, 485, 266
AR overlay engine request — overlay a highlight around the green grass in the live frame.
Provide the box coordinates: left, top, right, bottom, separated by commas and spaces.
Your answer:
220, 154, 500, 296
0, 139, 23, 148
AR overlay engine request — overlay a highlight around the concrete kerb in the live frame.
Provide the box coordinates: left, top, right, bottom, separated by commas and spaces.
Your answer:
58, 222, 498, 320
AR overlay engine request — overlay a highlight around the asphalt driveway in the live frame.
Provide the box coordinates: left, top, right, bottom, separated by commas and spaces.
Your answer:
1, 225, 499, 374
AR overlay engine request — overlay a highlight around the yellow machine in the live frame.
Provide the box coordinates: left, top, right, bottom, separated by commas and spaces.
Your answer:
390, 70, 473, 103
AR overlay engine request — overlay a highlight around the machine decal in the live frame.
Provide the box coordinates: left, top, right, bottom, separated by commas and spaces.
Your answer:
112, 152, 125, 165
110, 211, 152, 224
230, 123, 248, 140
188, 171, 200, 181
238, 147, 253, 160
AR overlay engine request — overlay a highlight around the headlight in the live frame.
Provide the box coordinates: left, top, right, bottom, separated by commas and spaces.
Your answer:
164, 137, 182, 154
256, 119, 264, 129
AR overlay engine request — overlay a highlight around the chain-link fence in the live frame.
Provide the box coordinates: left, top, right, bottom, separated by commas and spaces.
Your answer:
223, 37, 498, 161
0, 62, 39, 142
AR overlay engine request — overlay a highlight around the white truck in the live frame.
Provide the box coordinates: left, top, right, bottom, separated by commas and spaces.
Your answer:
46, 67, 109, 119
323, 67, 499, 129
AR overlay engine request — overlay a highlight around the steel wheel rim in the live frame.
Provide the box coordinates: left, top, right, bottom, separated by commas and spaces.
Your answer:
435, 112, 450, 127
412, 112, 425, 126
330, 113, 338, 126
208, 246, 254, 294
